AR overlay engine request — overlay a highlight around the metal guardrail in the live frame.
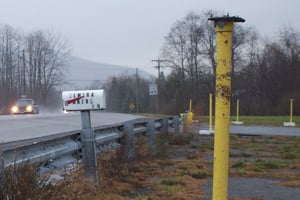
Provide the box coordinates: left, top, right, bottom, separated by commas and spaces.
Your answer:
0, 116, 180, 173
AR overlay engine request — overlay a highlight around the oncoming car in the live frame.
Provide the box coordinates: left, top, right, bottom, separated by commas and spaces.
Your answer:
11, 98, 39, 114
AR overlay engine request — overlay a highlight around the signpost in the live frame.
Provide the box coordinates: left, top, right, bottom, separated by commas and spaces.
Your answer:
129, 103, 135, 111
149, 84, 158, 114
62, 89, 106, 185
149, 84, 158, 96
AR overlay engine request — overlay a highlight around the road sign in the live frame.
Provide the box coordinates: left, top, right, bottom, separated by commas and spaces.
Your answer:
149, 84, 158, 96
129, 103, 135, 110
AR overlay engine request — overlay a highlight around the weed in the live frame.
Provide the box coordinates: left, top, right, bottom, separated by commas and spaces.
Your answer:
190, 144, 199, 149
196, 164, 204, 169
160, 178, 185, 186
135, 195, 151, 200
0, 162, 55, 200
199, 142, 214, 151
101, 150, 130, 177
187, 153, 198, 160
283, 153, 297, 159
254, 160, 284, 170
154, 134, 169, 159
189, 171, 208, 179
230, 135, 239, 141
159, 177, 185, 193
154, 150, 169, 159
178, 166, 188, 171
169, 134, 193, 146
231, 161, 246, 169
282, 145, 294, 152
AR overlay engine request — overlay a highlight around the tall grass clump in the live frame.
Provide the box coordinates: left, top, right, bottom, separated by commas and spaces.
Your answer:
0, 162, 54, 200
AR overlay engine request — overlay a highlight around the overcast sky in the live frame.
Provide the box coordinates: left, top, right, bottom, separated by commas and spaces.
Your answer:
0, 0, 299, 75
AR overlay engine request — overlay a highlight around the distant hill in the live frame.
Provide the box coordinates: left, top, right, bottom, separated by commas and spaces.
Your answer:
62, 57, 153, 90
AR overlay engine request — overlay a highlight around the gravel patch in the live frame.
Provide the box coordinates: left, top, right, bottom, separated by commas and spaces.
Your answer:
202, 177, 300, 200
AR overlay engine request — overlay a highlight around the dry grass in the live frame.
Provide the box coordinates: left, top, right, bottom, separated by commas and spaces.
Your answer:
0, 162, 55, 200
229, 135, 300, 186
0, 133, 208, 200
1, 133, 299, 199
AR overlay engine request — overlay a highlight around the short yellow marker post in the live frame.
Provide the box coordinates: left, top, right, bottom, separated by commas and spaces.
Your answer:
208, 15, 245, 200
209, 93, 213, 132
236, 99, 239, 122
290, 99, 294, 123
187, 99, 193, 126
232, 99, 243, 125
284, 99, 296, 127
199, 94, 214, 135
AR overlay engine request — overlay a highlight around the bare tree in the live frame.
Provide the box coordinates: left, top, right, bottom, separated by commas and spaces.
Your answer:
160, 10, 257, 113
236, 25, 300, 115
25, 30, 70, 105
0, 25, 22, 105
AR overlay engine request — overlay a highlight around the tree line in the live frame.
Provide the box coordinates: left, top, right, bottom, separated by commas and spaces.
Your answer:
0, 25, 70, 113
0, 10, 298, 116
105, 10, 300, 115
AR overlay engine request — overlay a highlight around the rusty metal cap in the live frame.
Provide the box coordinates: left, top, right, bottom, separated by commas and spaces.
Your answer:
208, 15, 245, 23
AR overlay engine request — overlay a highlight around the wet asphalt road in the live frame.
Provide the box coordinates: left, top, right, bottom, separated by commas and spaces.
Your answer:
0, 111, 145, 143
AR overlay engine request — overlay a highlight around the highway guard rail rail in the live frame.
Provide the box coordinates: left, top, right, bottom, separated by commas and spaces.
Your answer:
0, 116, 180, 174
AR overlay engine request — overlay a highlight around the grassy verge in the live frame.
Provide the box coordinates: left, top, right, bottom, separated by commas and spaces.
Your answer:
198, 115, 300, 127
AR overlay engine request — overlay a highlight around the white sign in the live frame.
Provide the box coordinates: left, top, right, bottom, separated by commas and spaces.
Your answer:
149, 84, 158, 96
62, 89, 106, 111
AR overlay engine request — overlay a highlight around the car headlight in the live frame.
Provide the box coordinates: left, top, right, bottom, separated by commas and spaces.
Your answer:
26, 105, 33, 112
12, 106, 18, 113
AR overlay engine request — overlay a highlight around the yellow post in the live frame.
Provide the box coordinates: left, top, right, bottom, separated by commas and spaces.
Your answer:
290, 99, 294, 123
236, 99, 240, 122
209, 93, 213, 132
209, 15, 245, 200
187, 99, 193, 125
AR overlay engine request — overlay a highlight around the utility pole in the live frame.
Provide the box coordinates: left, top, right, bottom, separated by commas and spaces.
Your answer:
152, 59, 166, 82
22, 49, 26, 95
152, 59, 166, 114
136, 68, 139, 113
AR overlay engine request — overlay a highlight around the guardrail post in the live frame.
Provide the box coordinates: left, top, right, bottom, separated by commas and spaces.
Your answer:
147, 119, 156, 155
80, 110, 99, 185
173, 116, 180, 135
161, 118, 168, 144
124, 122, 135, 162
0, 150, 3, 172
182, 114, 187, 133
0, 150, 8, 200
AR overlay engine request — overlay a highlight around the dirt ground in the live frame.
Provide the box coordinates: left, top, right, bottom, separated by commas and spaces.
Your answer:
121, 132, 300, 200
4, 130, 299, 200
89, 132, 300, 200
